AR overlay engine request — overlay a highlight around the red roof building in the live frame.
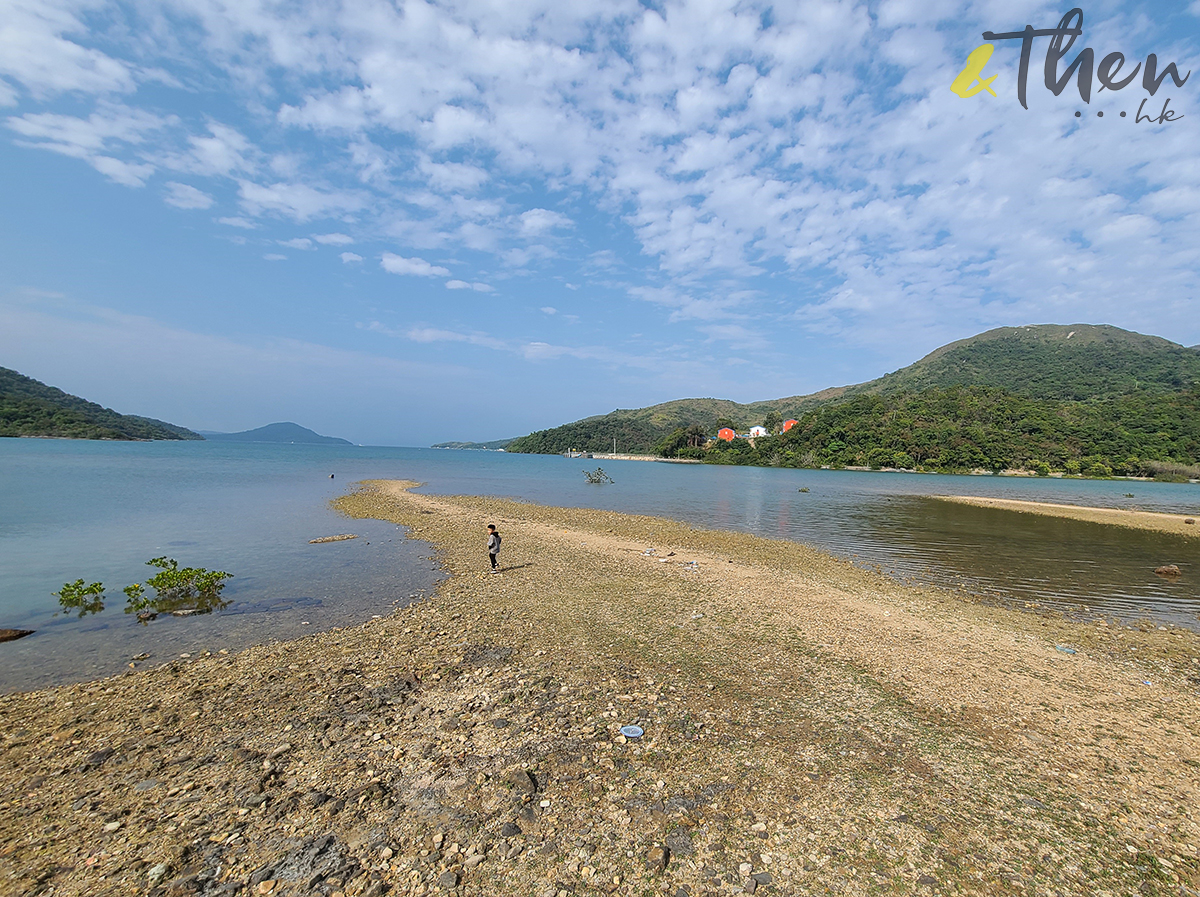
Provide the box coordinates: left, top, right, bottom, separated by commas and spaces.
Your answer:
783, 419, 798, 432
717, 427, 736, 441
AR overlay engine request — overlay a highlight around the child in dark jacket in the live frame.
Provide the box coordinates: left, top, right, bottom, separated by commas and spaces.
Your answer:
487, 524, 501, 572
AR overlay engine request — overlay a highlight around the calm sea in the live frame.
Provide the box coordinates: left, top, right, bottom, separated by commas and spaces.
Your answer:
1, 439, 1197, 691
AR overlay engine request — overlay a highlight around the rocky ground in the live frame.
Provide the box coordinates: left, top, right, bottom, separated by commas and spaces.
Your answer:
2, 479, 1199, 897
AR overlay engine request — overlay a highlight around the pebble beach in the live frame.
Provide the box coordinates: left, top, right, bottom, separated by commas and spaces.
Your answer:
2, 479, 1199, 897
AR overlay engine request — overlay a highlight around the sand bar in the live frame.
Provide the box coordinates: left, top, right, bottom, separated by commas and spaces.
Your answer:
1, 479, 1198, 896
933, 494, 1200, 538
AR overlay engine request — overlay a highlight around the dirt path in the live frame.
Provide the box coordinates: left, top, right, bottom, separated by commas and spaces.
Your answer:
933, 494, 1200, 538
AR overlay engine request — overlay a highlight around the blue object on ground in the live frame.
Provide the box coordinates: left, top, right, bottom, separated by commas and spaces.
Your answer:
619, 725, 644, 738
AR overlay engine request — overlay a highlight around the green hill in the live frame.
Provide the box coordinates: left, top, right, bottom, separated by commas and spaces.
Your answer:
0, 367, 201, 441
203, 422, 351, 445
431, 438, 517, 450
506, 324, 1200, 470
849, 324, 1200, 400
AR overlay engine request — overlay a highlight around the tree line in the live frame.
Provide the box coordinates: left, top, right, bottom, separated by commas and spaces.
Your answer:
656, 386, 1200, 477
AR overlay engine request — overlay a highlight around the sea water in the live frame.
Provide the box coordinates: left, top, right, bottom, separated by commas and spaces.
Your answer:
1, 439, 1197, 691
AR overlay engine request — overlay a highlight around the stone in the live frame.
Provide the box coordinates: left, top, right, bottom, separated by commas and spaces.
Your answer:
917, 874, 938, 885
646, 845, 670, 873
500, 822, 522, 837
256, 881, 277, 894
744, 878, 758, 894
103, 821, 121, 833
437, 870, 460, 889
0, 629, 34, 643
752, 871, 773, 884
1154, 564, 1182, 576
739, 862, 753, 876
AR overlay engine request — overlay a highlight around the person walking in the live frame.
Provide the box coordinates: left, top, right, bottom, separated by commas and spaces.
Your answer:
486, 524, 502, 573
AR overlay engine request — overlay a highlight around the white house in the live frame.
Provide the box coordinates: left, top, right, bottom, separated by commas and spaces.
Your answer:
748, 426, 769, 437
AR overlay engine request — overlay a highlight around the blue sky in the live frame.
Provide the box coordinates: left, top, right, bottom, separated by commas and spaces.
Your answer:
1, 0, 1197, 446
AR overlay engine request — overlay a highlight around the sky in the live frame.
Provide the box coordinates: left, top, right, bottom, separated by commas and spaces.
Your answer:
0, 0, 1197, 446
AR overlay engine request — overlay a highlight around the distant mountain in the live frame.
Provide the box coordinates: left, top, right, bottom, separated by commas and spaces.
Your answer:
203, 422, 352, 445
505, 324, 1200, 459
431, 438, 516, 450
0, 367, 201, 441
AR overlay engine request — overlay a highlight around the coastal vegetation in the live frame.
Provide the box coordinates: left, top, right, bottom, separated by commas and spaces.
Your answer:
53, 558, 232, 622
0, 366, 201, 441
667, 386, 1200, 475
507, 325, 1200, 475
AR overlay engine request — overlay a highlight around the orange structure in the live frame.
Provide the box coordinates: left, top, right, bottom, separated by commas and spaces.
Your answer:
717, 427, 736, 441
782, 419, 798, 432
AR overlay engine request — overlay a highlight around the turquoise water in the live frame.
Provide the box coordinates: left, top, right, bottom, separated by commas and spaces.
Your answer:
1, 439, 1197, 691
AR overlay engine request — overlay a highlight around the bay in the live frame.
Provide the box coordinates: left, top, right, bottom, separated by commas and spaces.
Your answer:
0, 438, 1197, 692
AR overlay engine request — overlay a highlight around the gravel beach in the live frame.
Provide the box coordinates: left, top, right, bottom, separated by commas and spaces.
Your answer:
933, 495, 1200, 539
2, 478, 1198, 897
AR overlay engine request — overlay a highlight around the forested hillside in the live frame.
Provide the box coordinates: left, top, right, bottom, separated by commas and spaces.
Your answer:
507, 325, 1200, 475
0, 367, 201, 441
687, 387, 1200, 476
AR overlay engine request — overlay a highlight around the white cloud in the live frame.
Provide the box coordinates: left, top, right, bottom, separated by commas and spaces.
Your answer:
446, 280, 493, 292
182, 122, 255, 177
381, 253, 450, 277
217, 216, 257, 229
278, 237, 315, 250
0, 79, 17, 107
313, 233, 354, 245
366, 321, 507, 351
0, 2, 135, 97
6, 103, 171, 186
340, 251, 363, 263
163, 182, 214, 210
540, 306, 557, 315
519, 208, 573, 236
4, 0, 1200, 359
263, 253, 286, 261
238, 180, 365, 222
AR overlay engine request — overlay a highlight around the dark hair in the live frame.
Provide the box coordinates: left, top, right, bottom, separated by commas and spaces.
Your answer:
487, 524, 496, 531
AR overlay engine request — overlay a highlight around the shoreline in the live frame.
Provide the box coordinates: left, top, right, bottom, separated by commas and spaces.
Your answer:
933, 494, 1200, 538
2, 480, 1198, 895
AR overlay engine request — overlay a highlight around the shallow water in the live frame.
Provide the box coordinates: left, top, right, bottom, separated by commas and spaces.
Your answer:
0, 440, 1197, 691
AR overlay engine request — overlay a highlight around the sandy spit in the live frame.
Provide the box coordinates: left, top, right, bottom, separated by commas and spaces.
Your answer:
933, 495, 1200, 538
1, 479, 1198, 897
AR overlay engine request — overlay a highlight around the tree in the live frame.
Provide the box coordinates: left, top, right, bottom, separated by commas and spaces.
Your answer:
762, 410, 783, 435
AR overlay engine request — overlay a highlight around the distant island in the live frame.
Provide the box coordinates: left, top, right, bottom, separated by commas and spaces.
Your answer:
503, 324, 1200, 479
0, 366, 201, 441
430, 438, 516, 451
202, 422, 352, 445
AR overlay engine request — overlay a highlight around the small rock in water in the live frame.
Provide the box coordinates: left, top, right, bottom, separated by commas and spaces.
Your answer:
1154, 564, 1182, 577
0, 629, 35, 643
